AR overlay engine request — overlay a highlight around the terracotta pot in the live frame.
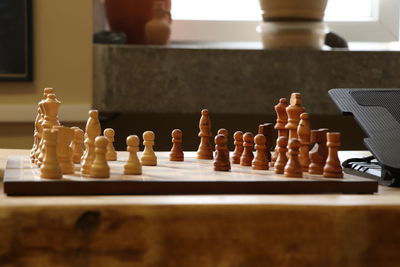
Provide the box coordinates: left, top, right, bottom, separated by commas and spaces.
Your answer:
259, 0, 328, 21
104, 0, 171, 44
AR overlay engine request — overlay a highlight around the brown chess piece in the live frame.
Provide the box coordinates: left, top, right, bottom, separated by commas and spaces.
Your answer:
240, 132, 254, 166
297, 113, 311, 172
170, 129, 184, 161
252, 134, 269, 170
271, 98, 289, 167
217, 128, 229, 159
274, 136, 288, 174
284, 138, 302, 178
323, 132, 343, 178
197, 109, 213, 159
231, 131, 244, 164
285, 93, 305, 140
214, 134, 231, 171
309, 128, 329, 175
258, 123, 273, 163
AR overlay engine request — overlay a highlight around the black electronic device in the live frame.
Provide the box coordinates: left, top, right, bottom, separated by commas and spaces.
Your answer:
329, 88, 400, 186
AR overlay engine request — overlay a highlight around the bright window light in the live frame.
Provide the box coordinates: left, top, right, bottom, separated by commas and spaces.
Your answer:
172, 0, 377, 22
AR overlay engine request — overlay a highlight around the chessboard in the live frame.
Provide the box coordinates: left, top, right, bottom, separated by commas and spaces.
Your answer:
3, 152, 378, 195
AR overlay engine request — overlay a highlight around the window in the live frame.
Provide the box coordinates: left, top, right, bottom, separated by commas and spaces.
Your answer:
171, 0, 399, 42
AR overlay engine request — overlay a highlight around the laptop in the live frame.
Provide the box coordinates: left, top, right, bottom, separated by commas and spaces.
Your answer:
329, 88, 400, 186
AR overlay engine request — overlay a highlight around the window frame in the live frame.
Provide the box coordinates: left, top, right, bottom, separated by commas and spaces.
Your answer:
170, 0, 400, 42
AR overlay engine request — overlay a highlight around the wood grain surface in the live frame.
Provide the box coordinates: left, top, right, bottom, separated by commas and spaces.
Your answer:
0, 149, 400, 267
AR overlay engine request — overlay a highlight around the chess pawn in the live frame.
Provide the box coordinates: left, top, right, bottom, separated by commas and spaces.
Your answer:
271, 98, 289, 167
70, 128, 84, 164
145, 1, 171, 45
197, 109, 213, 159
170, 129, 184, 161
89, 136, 110, 178
217, 128, 229, 159
252, 134, 269, 170
141, 131, 157, 166
240, 132, 254, 166
81, 110, 102, 174
309, 128, 329, 175
231, 131, 244, 164
323, 132, 343, 178
297, 113, 311, 172
40, 129, 62, 179
274, 136, 288, 174
54, 126, 74, 174
104, 128, 117, 161
124, 135, 142, 175
258, 123, 273, 163
31, 108, 41, 162
213, 134, 231, 171
285, 93, 305, 140
284, 138, 303, 178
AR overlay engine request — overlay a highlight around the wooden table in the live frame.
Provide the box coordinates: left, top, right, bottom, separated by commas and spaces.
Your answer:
0, 149, 399, 267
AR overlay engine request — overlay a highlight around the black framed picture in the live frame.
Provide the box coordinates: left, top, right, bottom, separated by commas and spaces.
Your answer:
0, 0, 33, 81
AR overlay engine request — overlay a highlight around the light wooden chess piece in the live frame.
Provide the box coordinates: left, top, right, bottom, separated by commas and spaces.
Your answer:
90, 136, 110, 178
141, 131, 157, 166
40, 129, 62, 179
124, 135, 142, 175
285, 93, 305, 140
231, 131, 243, 164
170, 129, 184, 161
214, 134, 231, 171
309, 128, 329, 175
70, 127, 84, 164
54, 126, 74, 174
197, 109, 213, 159
297, 113, 311, 172
323, 132, 343, 178
240, 132, 254, 166
274, 136, 288, 174
284, 138, 303, 178
81, 110, 102, 174
271, 98, 288, 167
31, 108, 41, 163
104, 128, 117, 161
252, 134, 269, 170
258, 123, 273, 163
217, 128, 229, 159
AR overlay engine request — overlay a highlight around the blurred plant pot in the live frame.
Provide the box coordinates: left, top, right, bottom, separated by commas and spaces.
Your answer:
259, 0, 328, 21
104, 0, 171, 44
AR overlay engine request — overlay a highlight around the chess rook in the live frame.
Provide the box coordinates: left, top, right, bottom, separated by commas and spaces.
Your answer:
240, 132, 254, 166
40, 129, 62, 179
217, 128, 229, 159
274, 136, 288, 174
104, 128, 117, 161
213, 134, 231, 171
252, 134, 269, 170
271, 98, 289, 167
141, 131, 157, 166
258, 123, 273, 163
197, 109, 213, 159
284, 138, 302, 178
170, 129, 184, 161
285, 93, 305, 140
297, 113, 311, 172
124, 135, 142, 175
309, 128, 329, 175
54, 126, 74, 174
231, 131, 244, 164
323, 132, 343, 178
90, 136, 110, 178
81, 110, 102, 174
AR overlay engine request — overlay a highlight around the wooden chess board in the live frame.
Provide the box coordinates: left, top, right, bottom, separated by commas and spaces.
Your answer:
3, 152, 378, 195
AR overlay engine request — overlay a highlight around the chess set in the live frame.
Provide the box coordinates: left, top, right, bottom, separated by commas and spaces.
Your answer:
3, 88, 378, 195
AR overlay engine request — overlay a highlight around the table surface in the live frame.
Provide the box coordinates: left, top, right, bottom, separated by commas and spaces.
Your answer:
0, 149, 398, 207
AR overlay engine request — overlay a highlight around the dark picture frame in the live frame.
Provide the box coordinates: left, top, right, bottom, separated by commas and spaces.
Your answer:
0, 0, 33, 81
